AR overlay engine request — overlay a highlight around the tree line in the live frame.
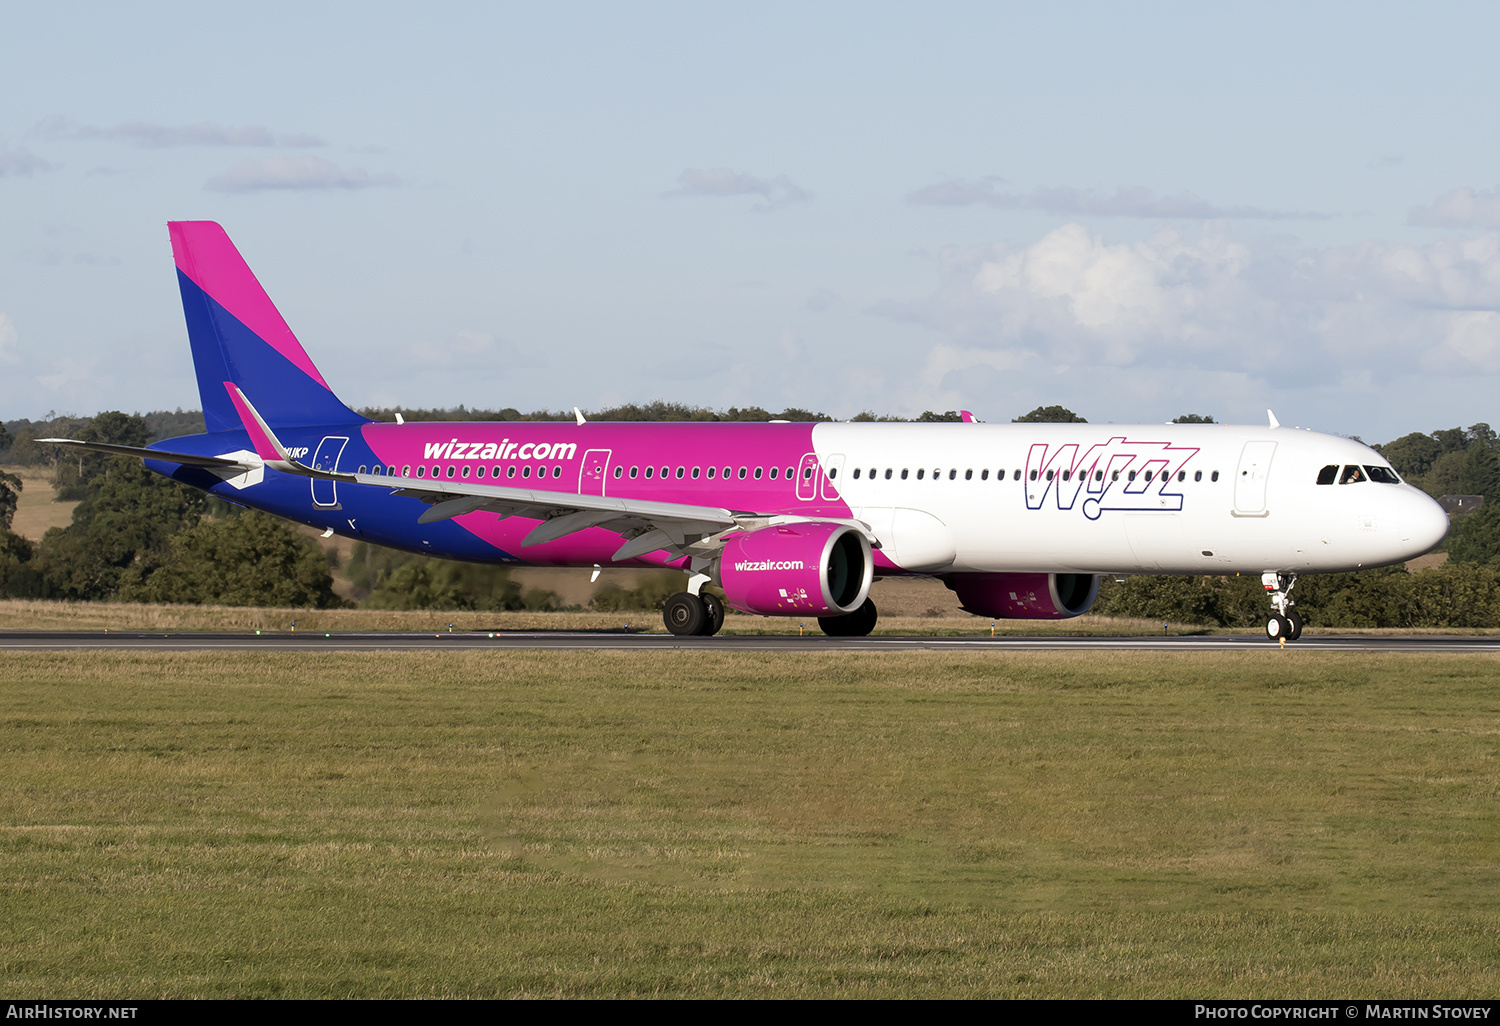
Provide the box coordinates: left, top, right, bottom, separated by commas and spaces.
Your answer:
4, 406, 1500, 625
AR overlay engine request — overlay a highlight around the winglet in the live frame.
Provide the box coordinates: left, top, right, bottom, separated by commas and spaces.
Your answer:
1267, 409, 1280, 429
960, 410, 976, 423
224, 381, 293, 464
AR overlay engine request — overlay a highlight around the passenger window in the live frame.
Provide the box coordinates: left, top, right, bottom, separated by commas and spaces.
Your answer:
1029, 470, 1038, 481
1012, 469, 1020, 481
964, 469, 972, 480
738, 467, 747, 479
981, 469, 989, 480
1194, 470, 1202, 482
523, 466, 532, 479
725, 467, 732, 478
1111, 471, 1119, 481
554, 466, 562, 478
1316, 464, 1338, 485
829, 467, 837, 479
692, 467, 700, 479
770, 467, 779, 479
416, 465, 426, 478
867, 468, 875, 478
1177, 471, 1186, 482
645, 466, 654, 479
754, 467, 763, 480
1046, 470, 1055, 481
1366, 465, 1400, 484
461, 466, 470, 478
491, 466, 499, 478
853, 468, 861, 479
1211, 471, 1219, 481
707, 466, 716, 479
901, 469, 909, 480
358, 465, 367, 474
476, 466, 485, 479
1128, 471, 1137, 481
1340, 465, 1366, 484
1144, 471, 1152, 482
1095, 470, 1104, 482
661, 466, 669, 478
676, 466, 685, 479
1061, 470, 1070, 481
885, 469, 893, 480
389, 466, 396, 476
614, 466, 623, 478
630, 466, 639, 479
507, 466, 516, 479
786, 467, 794, 479
917, 469, 925, 480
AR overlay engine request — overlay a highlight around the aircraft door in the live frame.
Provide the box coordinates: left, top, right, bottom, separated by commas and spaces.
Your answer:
579, 448, 611, 496
311, 435, 349, 508
821, 454, 845, 501
1234, 441, 1277, 515
795, 452, 820, 502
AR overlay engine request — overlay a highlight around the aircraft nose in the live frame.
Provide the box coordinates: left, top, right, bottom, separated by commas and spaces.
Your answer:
1400, 490, 1450, 556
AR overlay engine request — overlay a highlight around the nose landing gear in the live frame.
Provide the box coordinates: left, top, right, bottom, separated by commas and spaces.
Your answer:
1262, 572, 1303, 641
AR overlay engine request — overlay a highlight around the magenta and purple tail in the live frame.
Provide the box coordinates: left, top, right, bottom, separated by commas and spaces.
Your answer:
170, 221, 366, 433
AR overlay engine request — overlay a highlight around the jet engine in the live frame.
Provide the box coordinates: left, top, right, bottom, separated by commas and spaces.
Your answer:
944, 572, 1100, 619
716, 522, 873, 617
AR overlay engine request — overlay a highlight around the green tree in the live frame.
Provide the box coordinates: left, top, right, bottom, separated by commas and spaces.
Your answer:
0, 470, 20, 531
119, 511, 340, 608
1446, 501, 1500, 565
0, 421, 12, 451
1013, 405, 1086, 423
1171, 414, 1216, 424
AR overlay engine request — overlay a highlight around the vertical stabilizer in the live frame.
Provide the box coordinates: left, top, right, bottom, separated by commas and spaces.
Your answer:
170, 221, 366, 432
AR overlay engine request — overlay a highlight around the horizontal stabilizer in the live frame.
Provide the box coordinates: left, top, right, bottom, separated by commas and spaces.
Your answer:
39, 438, 253, 469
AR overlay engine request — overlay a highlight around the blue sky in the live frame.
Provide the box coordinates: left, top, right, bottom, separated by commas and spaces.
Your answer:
3, 1, 1499, 441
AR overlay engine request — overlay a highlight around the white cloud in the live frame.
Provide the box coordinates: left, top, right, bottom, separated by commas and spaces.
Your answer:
0, 145, 55, 177
1409, 186, 1500, 230
205, 155, 402, 193
663, 167, 811, 211
908, 179, 1329, 220
30, 116, 323, 149
877, 223, 1500, 403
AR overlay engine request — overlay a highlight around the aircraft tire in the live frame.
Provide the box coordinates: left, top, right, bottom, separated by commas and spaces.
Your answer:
1286, 610, 1304, 641
664, 592, 707, 636
820, 598, 878, 637
1265, 614, 1292, 641
700, 594, 725, 636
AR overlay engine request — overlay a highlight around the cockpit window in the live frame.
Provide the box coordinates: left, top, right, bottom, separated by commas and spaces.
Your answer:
1365, 465, 1401, 484
1339, 465, 1366, 484
1316, 464, 1338, 485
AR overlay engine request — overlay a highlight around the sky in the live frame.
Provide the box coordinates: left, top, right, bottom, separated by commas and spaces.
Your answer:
2, 1, 1499, 442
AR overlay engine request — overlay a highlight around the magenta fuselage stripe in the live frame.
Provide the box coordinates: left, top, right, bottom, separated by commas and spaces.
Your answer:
169, 222, 333, 390
361, 420, 856, 565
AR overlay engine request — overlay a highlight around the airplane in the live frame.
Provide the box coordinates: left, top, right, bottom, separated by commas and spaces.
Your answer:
44, 221, 1450, 641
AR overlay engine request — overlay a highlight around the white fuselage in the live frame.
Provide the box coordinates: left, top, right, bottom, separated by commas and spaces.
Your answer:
810, 422, 1449, 576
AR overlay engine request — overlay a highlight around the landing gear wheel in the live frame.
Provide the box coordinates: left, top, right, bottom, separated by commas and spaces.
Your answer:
700, 593, 725, 636
1285, 610, 1304, 641
819, 598, 879, 637
1265, 614, 1292, 641
664, 592, 706, 636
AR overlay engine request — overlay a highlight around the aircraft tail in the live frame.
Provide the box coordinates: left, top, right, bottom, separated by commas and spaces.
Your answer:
169, 221, 367, 433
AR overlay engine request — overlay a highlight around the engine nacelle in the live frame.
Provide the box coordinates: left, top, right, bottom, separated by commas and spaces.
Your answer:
944, 572, 1100, 619
716, 521, 873, 617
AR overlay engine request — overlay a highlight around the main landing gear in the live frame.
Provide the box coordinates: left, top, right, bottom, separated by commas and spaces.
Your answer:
663, 591, 725, 637
1262, 572, 1303, 641
819, 598, 879, 637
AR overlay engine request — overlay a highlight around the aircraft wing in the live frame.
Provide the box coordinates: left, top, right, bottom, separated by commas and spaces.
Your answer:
223, 384, 875, 562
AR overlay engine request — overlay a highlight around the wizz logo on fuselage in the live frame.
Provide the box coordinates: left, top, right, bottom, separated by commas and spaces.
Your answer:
1024, 437, 1199, 520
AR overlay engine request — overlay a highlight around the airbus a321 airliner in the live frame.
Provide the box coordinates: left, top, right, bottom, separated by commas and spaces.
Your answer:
46, 222, 1450, 641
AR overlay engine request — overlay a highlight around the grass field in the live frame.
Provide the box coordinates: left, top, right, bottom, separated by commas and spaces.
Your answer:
2, 649, 1499, 997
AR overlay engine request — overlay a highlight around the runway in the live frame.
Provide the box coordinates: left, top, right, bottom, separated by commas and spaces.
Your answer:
3, 630, 1499, 653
